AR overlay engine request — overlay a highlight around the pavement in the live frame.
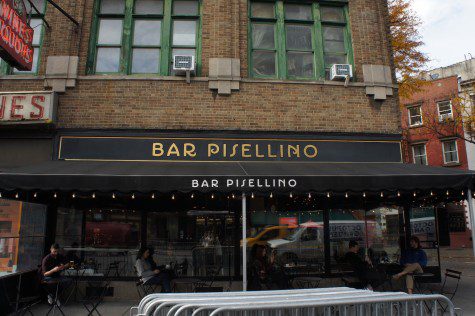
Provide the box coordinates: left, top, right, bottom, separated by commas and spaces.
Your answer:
27, 247, 475, 315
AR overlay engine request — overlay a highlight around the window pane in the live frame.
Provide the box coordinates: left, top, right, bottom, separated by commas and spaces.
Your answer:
251, 2, 274, 18
252, 24, 274, 49
132, 48, 160, 73
438, 101, 452, 115
98, 19, 123, 45
324, 41, 345, 53
323, 26, 344, 42
252, 51, 275, 76
134, 20, 161, 46
321, 6, 345, 22
96, 47, 121, 72
30, 19, 43, 45
135, 0, 163, 14
173, 20, 197, 46
100, 0, 125, 14
173, 0, 199, 15
285, 4, 312, 20
409, 107, 421, 117
287, 52, 313, 77
25, 0, 45, 14
324, 54, 347, 66
286, 25, 312, 50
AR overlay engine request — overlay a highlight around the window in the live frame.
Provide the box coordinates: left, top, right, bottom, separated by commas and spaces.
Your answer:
412, 144, 427, 165
437, 101, 453, 121
89, 0, 201, 75
0, 0, 46, 75
442, 140, 459, 164
408, 106, 423, 126
249, 1, 353, 79
0, 199, 47, 275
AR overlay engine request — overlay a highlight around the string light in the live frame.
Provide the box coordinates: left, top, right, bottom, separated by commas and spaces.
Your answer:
251, 192, 255, 199
15, 192, 19, 199
461, 191, 465, 196
172, 194, 175, 200
363, 192, 366, 198
72, 193, 76, 198
191, 193, 195, 199
33, 192, 37, 198
430, 191, 434, 196
0, 192, 2, 198
397, 191, 401, 197
92, 192, 96, 199
211, 193, 215, 199
380, 192, 384, 198
327, 192, 331, 198
413, 192, 416, 197
53, 192, 57, 198
151, 193, 155, 199
232, 194, 235, 199
132, 193, 135, 199
345, 192, 348, 198
112, 193, 116, 199
446, 190, 450, 196
270, 192, 273, 198
308, 193, 312, 199
290, 192, 293, 198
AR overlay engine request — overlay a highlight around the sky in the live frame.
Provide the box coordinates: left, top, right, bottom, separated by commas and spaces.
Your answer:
412, 0, 475, 69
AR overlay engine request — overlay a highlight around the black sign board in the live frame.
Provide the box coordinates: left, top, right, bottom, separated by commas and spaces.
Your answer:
449, 212, 466, 232
58, 136, 402, 163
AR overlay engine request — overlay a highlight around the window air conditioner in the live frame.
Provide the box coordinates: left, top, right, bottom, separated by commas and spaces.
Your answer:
330, 64, 353, 81
173, 55, 195, 74
439, 113, 453, 122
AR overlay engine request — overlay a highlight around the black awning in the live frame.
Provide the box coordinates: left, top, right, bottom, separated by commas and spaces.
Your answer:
0, 160, 473, 193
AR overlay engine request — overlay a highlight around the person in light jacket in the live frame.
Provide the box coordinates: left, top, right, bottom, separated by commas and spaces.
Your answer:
135, 247, 171, 292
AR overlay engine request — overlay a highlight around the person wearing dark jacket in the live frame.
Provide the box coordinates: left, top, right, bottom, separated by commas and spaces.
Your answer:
345, 241, 386, 290
393, 236, 427, 294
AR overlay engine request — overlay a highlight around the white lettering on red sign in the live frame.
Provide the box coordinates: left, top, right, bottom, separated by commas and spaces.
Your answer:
0, 92, 54, 123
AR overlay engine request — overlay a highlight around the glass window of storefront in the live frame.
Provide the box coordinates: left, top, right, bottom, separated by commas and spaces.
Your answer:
0, 199, 47, 276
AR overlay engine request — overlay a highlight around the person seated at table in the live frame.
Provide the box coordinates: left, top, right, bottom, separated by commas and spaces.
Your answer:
41, 243, 73, 304
345, 241, 386, 290
393, 236, 427, 294
146, 247, 176, 279
135, 247, 171, 292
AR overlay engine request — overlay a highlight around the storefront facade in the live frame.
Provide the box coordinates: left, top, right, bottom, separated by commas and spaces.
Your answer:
1, 0, 474, 295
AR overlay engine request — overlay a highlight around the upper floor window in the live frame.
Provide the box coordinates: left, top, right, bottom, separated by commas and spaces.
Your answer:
88, 0, 201, 75
0, 0, 46, 75
437, 100, 453, 121
249, 1, 353, 79
408, 106, 423, 127
412, 144, 427, 165
442, 140, 459, 164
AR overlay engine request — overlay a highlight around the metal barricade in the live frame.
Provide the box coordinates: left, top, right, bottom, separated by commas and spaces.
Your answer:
132, 288, 458, 316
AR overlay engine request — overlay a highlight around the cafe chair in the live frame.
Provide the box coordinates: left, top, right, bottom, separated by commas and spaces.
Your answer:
41, 279, 66, 316
194, 266, 223, 292
80, 262, 114, 316
436, 269, 462, 312
133, 267, 160, 298
0, 272, 42, 316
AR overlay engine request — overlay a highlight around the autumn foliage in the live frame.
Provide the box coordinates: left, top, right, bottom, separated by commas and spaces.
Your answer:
388, 0, 429, 99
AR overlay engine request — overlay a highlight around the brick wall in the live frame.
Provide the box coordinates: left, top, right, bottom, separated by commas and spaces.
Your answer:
0, 0, 400, 134
401, 76, 469, 169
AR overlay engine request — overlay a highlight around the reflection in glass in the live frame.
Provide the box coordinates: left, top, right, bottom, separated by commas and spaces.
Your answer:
30, 19, 43, 45
252, 51, 275, 76
98, 19, 123, 45
132, 48, 160, 73
252, 24, 275, 49
173, 0, 199, 15
285, 4, 312, 20
287, 52, 313, 77
134, 20, 161, 45
135, 0, 163, 14
173, 20, 197, 46
251, 2, 275, 18
100, 0, 125, 14
96, 47, 121, 72
25, 0, 46, 13
410, 207, 437, 266
286, 25, 312, 50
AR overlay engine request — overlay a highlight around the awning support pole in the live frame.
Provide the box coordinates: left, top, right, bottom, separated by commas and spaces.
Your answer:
242, 192, 247, 291
46, 0, 79, 27
468, 189, 475, 257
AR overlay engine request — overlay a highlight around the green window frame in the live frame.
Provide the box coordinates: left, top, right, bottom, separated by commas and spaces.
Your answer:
248, 0, 354, 80
0, 0, 47, 75
87, 0, 202, 75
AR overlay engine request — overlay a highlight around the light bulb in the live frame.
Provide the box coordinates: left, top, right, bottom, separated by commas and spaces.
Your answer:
397, 191, 401, 197
15, 192, 19, 199
270, 192, 273, 198
132, 193, 135, 199
211, 193, 215, 199
380, 192, 384, 198
446, 190, 449, 196
251, 192, 255, 199
92, 192, 96, 199
290, 192, 293, 198
72, 193, 76, 198
112, 193, 116, 199
308, 193, 312, 199
151, 193, 155, 199
363, 192, 366, 198
345, 193, 348, 198
191, 193, 195, 199
33, 192, 37, 198
53, 192, 57, 198
172, 194, 175, 200
327, 192, 330, 198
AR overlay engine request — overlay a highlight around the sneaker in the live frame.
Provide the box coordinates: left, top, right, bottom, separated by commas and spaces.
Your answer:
57, 299, 61, 307
47, 294, 53, 305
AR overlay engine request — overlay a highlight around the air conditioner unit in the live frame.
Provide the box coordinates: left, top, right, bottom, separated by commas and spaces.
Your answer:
173, 55, 195, 74
330, 64, 353, 81
439, 113, 453, 122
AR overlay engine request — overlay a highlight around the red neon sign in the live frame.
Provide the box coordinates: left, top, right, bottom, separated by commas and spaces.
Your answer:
0, 0, 34, 71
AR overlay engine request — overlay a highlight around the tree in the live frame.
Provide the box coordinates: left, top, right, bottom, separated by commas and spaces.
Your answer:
388, 0, 429, 99
421, 84, 475, 145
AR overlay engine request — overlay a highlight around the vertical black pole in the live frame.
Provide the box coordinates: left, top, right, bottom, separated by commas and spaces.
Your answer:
323, 208, 331, 275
